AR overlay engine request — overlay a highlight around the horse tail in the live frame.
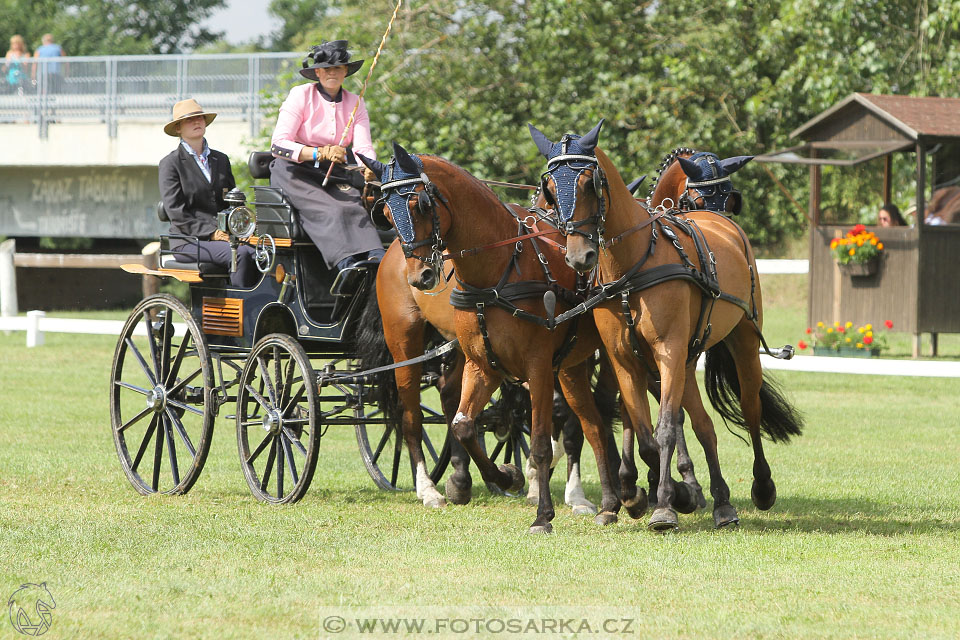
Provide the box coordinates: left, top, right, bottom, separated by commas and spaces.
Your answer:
703, 342, 803, 443
592, 353, 621, 433
352, 277, 402, 429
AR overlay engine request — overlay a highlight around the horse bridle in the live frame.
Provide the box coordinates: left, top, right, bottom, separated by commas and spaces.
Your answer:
539, 136, 609, 246
376, 159, 449, 274
680, 152, 743, 214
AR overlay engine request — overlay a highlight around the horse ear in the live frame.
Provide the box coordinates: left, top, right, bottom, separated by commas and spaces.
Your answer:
676, 156, 701, 179
577, 119, 605, 153
357, 154, 386, 180
626, 175, 647, 195
392, 141, 420, 175
528, 123, 554, 158
719, 155, 754, 175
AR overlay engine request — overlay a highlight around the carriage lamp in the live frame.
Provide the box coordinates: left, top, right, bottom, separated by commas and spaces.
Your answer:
218, 188, 257, 238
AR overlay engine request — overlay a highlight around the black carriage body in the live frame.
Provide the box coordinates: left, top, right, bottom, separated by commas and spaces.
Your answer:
187, 185, 371, 356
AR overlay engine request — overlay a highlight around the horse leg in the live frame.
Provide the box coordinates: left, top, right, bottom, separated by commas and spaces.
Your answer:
558, 362, 620, 525
526, 389, 564, 506
528, 368, 562, 534
439, 354, 473, 505
450, 360, 524, 494
647, 377, 704, 512
681, 369, 738, 527
648, 353, 688, 532
560, 409, 598, 515
612, 370, 654, 520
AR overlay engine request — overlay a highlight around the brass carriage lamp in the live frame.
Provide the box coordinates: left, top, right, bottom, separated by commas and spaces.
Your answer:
219, 188, 257, 272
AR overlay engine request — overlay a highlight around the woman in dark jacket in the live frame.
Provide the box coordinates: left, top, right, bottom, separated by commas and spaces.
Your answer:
159, 98, 257, 288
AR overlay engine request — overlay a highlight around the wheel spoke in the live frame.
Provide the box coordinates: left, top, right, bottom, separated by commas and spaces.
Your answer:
257, 355, 278, 405
371, 426, 392, 465
160, 310, 173, 382
245, 384, 273, 413
276, 434, 285, 497
273, 346, 283, 405
247, 431, 273, 465
503, 438, 513, 466
115, 380, 151, 396
164, 331, 193, 388
390, 437, 401, 488
281, 434, 299, 485
259, 437, 277, 492
165, 398, 204, 417
163, 415, 181, 486
143, 311, 161, 376
125, 337, 157, 387
279, 357, 296, 408
118, 406, 153, 433
281, 427, 307, 456
151, 413, 164, 491
131, 415, 158, 473
165, 407, 196, 458
519, 434, 530, 457
513, 436, 522, 469
167, 367, 202, 397
422, 429, 439, 464
282, 385, 306, 417
489, 439, 505, 462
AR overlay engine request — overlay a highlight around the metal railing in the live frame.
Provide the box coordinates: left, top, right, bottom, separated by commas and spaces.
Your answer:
0, 52, 300, 138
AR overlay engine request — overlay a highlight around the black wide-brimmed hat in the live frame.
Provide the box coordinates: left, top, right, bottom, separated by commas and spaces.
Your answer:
299, 40, 364, 79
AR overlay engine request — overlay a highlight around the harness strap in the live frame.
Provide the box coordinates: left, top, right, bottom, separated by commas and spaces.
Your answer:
323, 338, 460, 383
458, 226, 562, 257
605, 209, 668, 248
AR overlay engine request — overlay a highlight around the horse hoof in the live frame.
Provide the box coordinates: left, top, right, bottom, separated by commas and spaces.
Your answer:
623, 489, 648, 519
526, 495, 539, 506
529, 523, 553, 535
594, 511, 618, 526
713, 503, 740, 528
571, 503, 598, 516
672, 481, 699, 514
751, 478, 777, 511
444, 476, 472, 505
648, 507, 679, 532
499, 464, 525, 494
695, 487, 708, 510
423, 492, 447, 509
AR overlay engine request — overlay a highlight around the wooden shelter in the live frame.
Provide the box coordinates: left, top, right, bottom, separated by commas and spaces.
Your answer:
756, 93, 960, 356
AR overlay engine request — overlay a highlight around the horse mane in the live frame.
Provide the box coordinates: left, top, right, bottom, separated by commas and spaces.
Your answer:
646, 147, 697, 201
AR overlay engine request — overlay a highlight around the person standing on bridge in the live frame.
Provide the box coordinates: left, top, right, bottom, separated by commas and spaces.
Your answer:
159, 98, 257, 288
269, 40, 383, 294
33, 34, 66, 93
4, 35, 31, 95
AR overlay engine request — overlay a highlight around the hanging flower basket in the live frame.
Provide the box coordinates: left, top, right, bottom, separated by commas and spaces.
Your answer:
839, 256, 879, 277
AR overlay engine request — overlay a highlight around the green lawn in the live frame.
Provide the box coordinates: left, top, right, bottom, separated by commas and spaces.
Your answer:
1, 297, 959, 638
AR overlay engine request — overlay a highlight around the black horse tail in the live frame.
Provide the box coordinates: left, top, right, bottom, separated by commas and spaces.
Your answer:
592, 353, 621, 433
352, 277, 402, 430
703, 342, 803, 443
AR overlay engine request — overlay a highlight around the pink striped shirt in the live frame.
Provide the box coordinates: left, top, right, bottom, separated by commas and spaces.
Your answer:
271, 84, 377, 163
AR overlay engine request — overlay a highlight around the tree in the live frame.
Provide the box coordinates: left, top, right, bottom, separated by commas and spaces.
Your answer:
0, 0, 227, 55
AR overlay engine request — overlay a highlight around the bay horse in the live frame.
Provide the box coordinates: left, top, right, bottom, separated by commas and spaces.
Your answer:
530, 120, 803, 531
647, 146, 751, 214
354, 239, 617, 513
360, 143, 625, 533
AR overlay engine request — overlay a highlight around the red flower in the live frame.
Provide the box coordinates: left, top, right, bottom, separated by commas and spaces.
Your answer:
798, 340, 808, 350
805, 327, 812, 334
863, 335, 874, 345
884, 320, 893, 329
838, 326, 845, 333
851, 224, 866, 234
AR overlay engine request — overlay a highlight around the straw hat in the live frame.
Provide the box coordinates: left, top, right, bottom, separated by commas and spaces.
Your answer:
164, 98, 217, 137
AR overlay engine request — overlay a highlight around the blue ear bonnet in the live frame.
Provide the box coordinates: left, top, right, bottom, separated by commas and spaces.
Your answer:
685, 151, 741, 213
380, 153, 425, 243
543, 135, 596, 224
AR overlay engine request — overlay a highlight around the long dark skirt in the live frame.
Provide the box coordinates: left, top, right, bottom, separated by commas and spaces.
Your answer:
270, 159, 381, 269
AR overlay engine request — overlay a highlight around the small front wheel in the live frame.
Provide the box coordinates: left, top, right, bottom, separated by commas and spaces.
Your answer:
236, 333, 319, 503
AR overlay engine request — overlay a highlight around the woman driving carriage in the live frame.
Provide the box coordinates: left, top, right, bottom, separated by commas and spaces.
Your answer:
159, 99, 258, 288
270, 40, 384, 293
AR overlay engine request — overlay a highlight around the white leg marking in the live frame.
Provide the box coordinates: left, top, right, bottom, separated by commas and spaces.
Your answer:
565, 461, 597, 515
416, 461, 446, 508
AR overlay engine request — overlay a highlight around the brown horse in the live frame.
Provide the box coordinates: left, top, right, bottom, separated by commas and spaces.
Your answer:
648, 147, 752, 214
354, 239, 617, 513
530, 120, 803, 531
361, 144, 623, 533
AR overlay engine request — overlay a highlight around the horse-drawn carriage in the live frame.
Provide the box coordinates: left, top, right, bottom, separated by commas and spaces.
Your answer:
110, 152, 462, 503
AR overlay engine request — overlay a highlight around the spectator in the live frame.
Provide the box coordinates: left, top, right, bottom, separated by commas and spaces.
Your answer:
33, 34, 66, 93
4, 35, 31, 95
159, 99, 259, 288
877, 203, 906, 227
270, 40, 383, 294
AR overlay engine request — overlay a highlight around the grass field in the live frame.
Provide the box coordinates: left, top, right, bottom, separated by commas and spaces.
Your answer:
1, 288, 959, 638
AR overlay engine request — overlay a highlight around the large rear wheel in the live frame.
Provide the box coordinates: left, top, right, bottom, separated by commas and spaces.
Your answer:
110, 294, 215, 495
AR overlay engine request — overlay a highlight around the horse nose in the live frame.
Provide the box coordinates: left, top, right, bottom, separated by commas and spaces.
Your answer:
413, 268, 437, 290
582, 249, 597, 266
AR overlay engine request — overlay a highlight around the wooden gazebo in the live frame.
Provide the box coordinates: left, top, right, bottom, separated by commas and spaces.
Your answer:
756, 93, 960, 356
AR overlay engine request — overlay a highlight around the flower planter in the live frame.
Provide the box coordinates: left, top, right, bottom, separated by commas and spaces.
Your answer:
839, 257, 879, 277
812, 346, 880, 358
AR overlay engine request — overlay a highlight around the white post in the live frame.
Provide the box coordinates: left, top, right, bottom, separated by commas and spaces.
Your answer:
0, 238, 17, 321
26, 310, 45, 347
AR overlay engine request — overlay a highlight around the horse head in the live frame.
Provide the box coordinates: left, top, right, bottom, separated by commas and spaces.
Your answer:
674, 152, 752, 214
360, 143, 449, 291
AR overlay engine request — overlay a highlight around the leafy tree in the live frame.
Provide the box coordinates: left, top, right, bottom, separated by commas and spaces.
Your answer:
0, 0, 227, 55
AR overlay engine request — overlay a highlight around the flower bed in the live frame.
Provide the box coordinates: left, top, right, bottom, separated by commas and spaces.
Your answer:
798, 320, 893, 356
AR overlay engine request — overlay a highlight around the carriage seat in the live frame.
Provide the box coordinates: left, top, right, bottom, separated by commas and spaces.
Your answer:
155, 201, 229, 276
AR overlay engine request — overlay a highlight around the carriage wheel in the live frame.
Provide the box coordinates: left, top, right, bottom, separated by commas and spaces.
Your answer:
354, 373, 452, 492
236, 333, 319, 504
110, 294, 215, 495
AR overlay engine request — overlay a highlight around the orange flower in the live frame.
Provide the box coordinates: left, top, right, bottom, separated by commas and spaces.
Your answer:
848, 248, 855, 256
877, 242, 884, 250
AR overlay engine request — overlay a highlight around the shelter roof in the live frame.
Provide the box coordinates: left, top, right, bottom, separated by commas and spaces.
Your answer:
791, 93, 960, 141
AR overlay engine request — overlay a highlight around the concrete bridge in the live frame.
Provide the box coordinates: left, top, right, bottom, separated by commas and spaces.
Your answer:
0, 52, 297, 240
